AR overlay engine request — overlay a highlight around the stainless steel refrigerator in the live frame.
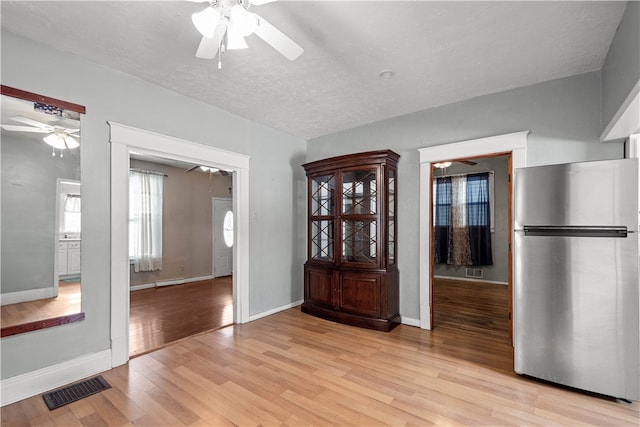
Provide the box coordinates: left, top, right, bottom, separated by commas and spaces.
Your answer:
514, 158, 639, 401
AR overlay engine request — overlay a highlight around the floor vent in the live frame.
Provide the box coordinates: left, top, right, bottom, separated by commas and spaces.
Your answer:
42, 375, 111, 410
465, 268, 483, 279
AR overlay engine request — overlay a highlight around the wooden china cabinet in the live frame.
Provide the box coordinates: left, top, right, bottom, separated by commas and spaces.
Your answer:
301, 150, 400, 332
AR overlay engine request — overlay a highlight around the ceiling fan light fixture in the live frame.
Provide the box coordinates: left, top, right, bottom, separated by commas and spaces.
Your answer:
192, 6, 221, 38
230, 5, 258, 37
434, 161, 453, 169
43, 133, 67, 149
62, 134, 80, 149
226, 24, 248, 50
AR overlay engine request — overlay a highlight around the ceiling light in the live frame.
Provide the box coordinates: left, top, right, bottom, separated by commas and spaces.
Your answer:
433, 162, 452, 169
192, 6, 221, 38
43, 132, 79, 149
230, 5, 257, 37
226, 24, 248, 50
378, 69, 395, 79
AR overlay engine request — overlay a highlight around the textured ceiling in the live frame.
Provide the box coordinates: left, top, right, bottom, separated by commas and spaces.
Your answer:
1, 1, 627, 140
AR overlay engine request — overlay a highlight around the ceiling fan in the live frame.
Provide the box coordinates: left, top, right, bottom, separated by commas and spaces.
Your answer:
433, 159, 478, 169
1, 116, 80, 150
188, 0, 303, 64
185, 165, 231, 176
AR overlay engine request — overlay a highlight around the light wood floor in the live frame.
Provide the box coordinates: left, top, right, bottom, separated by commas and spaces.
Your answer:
129, 276, 233, 357
1, 280, 81, 328
3, 309, 638, 425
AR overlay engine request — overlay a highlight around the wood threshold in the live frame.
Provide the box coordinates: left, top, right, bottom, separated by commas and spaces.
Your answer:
1, 312, 85, 338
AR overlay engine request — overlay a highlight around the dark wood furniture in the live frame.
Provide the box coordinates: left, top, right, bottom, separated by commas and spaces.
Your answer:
301, 150, 400, 331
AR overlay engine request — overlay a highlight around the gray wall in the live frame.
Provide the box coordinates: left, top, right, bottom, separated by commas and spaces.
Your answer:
601, 1, 640, 132
432, 156, 509, 283
1, 131, 80, 294
308, 71, 624, 322
1, 31, 306, 379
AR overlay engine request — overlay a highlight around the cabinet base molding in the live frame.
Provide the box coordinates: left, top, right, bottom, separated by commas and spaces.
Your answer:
301, 303, 400, 332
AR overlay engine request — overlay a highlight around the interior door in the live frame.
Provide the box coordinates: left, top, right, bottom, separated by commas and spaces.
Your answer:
213, 198, 233, 277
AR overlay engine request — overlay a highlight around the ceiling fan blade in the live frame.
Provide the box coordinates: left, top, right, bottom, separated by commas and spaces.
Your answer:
250, 0, 278, 5
185, 165, 200, 172
253, 14, 303, 61
0, 124, 50, 133
458, 160, 478, 166
196, 20, 227, 59
10, 116, 53, 130
63, 128, 80, 135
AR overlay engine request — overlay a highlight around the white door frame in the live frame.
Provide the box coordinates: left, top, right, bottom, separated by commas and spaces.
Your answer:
109, 122, 250, 367
417, 131, 528, 329
212, 197, 233, 277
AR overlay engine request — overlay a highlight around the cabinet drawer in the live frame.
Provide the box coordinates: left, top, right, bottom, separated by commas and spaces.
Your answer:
68, 241, 81, 249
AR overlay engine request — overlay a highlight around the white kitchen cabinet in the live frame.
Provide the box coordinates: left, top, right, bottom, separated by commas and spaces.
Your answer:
58, 240, 81, 276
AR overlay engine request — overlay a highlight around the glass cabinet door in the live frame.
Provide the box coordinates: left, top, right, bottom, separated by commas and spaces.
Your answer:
341, 169, 377, 265
310, 175, 334, 261
342, 170, 377, 215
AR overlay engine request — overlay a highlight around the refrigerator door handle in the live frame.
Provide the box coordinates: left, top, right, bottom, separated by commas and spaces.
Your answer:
523, 225, 629, 238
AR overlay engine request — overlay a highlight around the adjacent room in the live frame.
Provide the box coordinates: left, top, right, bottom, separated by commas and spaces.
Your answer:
1, 1, 639, 425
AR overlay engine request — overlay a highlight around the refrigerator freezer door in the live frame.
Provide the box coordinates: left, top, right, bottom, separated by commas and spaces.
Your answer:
514, 158, 638, 230
514, 231, 639, 400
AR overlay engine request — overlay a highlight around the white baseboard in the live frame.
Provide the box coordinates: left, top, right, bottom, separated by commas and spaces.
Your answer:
400, 316, 421, 327
130, 275, 215, 292
248, 300, 303, 322
0, 349, 112, 407
433, 275, 508, 285
0, 286, 56, 306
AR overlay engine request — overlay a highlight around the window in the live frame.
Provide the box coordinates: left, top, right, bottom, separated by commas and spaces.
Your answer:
61, 194, 81, 236
129, 170, 163, 272
433, 172, 493, 266
223, 210, 233, 247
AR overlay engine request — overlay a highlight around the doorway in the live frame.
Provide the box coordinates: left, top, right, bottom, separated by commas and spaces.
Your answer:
430, 154, 510, 340
417, 131, 528, 334
127, 156, 234, 357
109, 122, 250, 367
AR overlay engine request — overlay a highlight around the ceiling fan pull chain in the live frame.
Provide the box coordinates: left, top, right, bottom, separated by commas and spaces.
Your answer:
52, 147, 56, 157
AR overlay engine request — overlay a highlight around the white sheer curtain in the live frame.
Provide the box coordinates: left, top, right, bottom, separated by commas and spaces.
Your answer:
62, 194, 81, 234
129, 171, 163, 272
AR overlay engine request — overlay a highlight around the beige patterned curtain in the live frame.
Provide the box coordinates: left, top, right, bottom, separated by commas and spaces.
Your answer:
448, 175, 472, 265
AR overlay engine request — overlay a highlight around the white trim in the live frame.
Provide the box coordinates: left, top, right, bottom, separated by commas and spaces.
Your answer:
130, 283, 155, 292
601, 80, 640, 142
418, 131, 528, 330
400, 316, 420, 327
0, 349, 111, 407
109, 122, 251, 369
433, 275, 508, 286
248, 300, 303, 322
0, 286, 56, 306
130, 275, 216, 292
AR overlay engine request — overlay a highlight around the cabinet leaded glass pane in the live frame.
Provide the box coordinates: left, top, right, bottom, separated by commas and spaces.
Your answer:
388, 170, 396, 265
342, 219, 376, 263
311, 175, 334, 216
311, 220, 333, 260
342, 170, 376, 215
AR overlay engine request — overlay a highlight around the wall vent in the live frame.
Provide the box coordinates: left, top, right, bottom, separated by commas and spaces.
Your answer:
465, 268, 483, 279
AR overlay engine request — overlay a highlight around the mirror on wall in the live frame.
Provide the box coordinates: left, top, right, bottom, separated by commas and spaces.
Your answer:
0, 85, 85, 337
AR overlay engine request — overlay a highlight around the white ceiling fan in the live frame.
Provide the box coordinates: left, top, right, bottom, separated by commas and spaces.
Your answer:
189, 0, 303, 64
1, 116, 80, 150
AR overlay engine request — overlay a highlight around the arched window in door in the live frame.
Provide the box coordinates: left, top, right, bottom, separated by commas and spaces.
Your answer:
223, 210, 234, 248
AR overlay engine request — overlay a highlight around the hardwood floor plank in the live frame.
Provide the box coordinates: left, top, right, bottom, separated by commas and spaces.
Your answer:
3, 307, 638, 426
129, 276, 232, 357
